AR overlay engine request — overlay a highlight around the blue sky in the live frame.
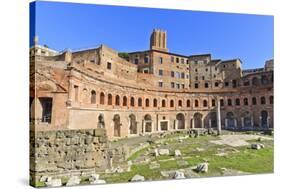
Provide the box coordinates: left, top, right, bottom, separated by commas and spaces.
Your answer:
30, 1, 273, 69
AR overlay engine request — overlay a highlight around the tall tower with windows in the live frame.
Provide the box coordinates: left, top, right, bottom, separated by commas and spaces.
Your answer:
150, 29, 169, 52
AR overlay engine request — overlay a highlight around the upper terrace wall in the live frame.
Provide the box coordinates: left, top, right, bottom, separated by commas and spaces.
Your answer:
68, 67, 273, 112
71, 45, 138, 81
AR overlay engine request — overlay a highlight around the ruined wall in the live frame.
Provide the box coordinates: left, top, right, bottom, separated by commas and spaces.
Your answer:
30, 128, 110, 184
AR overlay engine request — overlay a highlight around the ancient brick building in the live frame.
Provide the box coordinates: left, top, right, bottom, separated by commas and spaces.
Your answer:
30, 29, 274, 139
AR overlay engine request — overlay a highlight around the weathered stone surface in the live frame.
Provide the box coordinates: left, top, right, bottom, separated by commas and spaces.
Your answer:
30, 129, 109, 183
66, 176, 80, 186
127, 160, 132, 171
153, 149, 159, 157
158, 149, 169, 156
90, 173, 100, 181
113, 166, 124, 173
174, 150, 181, 157
184, 169, 200, 178
89, 173, 106, 184
251, 143, 265, 150
130, 174, 145, 182
45, 178, 62, 187
173, 171, 185, 179
127, 160, 132, 166
90, 180, 106, 184
94, 128, 106, 137
39, 175, 48, 182
195, 163, 208, 173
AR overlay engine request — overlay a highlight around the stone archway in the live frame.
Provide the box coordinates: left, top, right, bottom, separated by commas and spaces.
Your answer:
97, 114, 105, 128
176, 113, 185, 130
210, 112, 217, 128
242, 111, 251, 128
144, 114, 152, 133
226, 112, 235, 129
261, 111, 268, 128
129, 114, 137, 134
113, 114, 121, 137
194, 113, 203, 128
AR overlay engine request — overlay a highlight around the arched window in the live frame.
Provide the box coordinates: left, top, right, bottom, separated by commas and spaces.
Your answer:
108, 94, 112, 105
170, 100, 174, 107
244, 98, 248, 106
178, 100, 182, 107
130, 97, 135, 107
186, 100, 191, 107
220, 99, 224, 106
252, 97, 257, 105
138, 98, 142, 107
115, 95, 120, 106
261, 97, 266, 105
195, 100, 199, 107
203, 100, 208, 107
100, 92, 105, 105
212, 99, 215, 107
145, 98, 150, 107
74, 85, 79, 101
123, 96, 127, 106
228, 99, 232, 106
97, 114, 105, 128
270, 96, 273, 104
153, 99, 157, 107
162, 99, 166, 107
91, 90, 96, 104
235, 98, 240, 106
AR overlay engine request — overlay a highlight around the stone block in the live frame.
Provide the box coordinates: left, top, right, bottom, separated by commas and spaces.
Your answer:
66, 176, 81, 186
45, 178, 62, 187
130, 174, 145, 182
158, 149, 169, 156
94, 129, 106, 137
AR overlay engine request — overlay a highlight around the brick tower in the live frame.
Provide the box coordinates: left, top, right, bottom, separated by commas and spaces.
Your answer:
150, 29, 169, 52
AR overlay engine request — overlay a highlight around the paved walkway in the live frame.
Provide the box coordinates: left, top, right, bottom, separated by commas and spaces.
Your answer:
110, 135, 151, 149
210, 134, 273, 147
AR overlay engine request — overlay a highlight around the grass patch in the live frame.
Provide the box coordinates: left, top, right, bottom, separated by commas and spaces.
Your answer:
209, 147, 273, 173
127, 147, 150, 161
106, 134, 273, 183
80, 176, 90, 184
159, 159, 189, 170
34, 181, 45, 187
156, 155, 173, 161
100, 164, 162, 183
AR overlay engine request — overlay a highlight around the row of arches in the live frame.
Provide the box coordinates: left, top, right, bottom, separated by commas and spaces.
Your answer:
97, 110, 271, 137
224, 111, 269, 129
88, 90, 273, 109
250, 75, 273, 86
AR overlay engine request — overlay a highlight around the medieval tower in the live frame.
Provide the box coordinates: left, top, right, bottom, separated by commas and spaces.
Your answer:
150, 29, 168, 52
